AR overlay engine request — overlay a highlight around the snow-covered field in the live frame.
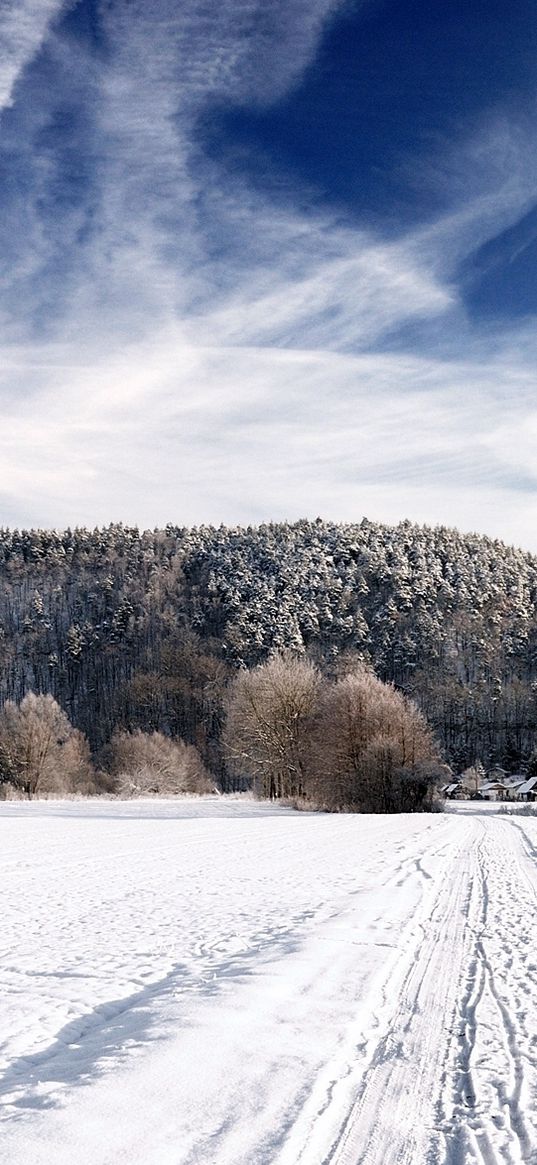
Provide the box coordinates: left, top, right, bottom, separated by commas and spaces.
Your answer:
1, 798, 537, 1164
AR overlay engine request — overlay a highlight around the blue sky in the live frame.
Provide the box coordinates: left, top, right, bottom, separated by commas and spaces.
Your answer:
1, 0, 537, 547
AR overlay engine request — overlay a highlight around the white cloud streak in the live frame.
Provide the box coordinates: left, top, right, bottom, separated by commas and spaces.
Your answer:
0, 0, 66, 110
1, 327, 537, 548
189, 230, 452, 351
99, 0, 346, 109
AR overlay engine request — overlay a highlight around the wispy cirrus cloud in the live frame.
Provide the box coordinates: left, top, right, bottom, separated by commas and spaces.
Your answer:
1, 326, 537, 547
1, 0, 537, 547
187, 226, 453, 352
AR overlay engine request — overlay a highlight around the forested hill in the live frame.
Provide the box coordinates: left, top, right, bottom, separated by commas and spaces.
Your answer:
1, 518, 536, 778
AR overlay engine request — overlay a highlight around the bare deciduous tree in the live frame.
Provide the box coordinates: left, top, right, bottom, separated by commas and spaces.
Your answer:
106, 729, 215, 797
0, 692, 94, 798
313, 667, 442, 811
224, 653, 321, 800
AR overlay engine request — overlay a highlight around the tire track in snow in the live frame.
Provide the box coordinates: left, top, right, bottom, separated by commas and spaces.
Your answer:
273, 820, 477, 1165
441, 820, 537, 1165
292, 816, 537, 1165
323, 824, 478, 1165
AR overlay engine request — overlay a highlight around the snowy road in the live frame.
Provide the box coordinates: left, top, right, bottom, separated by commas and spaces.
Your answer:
1, 799, 536, 1164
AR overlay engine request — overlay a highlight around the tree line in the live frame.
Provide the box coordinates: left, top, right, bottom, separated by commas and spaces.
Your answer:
0, 655, 444, 812
0, 518, 536, 783
0, 692, 214, 800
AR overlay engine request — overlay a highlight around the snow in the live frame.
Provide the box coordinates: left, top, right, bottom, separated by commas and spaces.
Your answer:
1, 797, 537, 1164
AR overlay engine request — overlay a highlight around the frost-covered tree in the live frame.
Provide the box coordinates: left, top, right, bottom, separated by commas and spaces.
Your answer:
225, 653, 321, 800
0, 693, 94, 798
461, 761, 486, 795
225, 655, 442, 812
106, 729, 214, 797
312, 667, 442, 812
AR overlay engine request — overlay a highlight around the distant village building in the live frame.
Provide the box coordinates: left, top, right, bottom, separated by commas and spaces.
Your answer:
442, 771, 536, 802
502, 776, 527, 800
480, 780, 511, 802
442, 781, 463, 799
517, 776, 537, 802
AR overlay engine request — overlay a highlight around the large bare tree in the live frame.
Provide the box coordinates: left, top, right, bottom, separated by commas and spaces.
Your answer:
313, 667, 443, 811
225, 653, 321, 800
0, 693, 94, 798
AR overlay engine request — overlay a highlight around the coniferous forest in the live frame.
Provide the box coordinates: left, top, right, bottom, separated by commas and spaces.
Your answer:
0, 517, 536, 788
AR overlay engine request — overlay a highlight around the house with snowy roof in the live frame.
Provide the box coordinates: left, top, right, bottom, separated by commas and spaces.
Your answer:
502, 776, 527, 800
479, 780, 510, 802
517, 776, 537, 801
441, 781, 470, 800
